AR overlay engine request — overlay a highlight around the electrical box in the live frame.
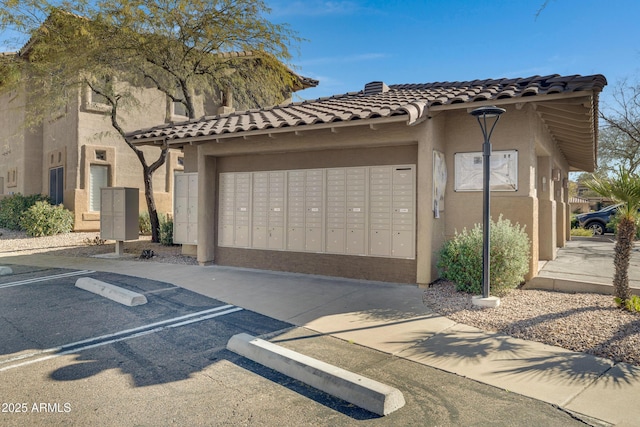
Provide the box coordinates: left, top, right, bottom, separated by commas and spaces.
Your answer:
100, 187, 139, 241
173, 173, 198, 245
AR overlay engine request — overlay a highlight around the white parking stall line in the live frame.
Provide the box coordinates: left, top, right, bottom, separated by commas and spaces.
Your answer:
0, 305, 243, 372
0, 270, 96, 289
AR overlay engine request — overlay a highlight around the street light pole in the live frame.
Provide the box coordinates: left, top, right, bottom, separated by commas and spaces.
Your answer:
469, 106, 505, 303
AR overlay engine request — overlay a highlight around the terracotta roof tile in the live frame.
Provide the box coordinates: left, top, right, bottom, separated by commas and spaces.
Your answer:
127, 74, 607, 143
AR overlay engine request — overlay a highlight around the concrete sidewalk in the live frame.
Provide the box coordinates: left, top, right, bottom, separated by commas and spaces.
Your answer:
2, 252, 639, 426
527, 236, 640, 296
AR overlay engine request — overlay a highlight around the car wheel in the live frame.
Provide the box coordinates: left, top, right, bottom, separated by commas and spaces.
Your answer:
587, 222, 605, 236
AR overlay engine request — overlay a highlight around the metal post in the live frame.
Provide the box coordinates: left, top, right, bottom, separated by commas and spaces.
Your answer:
482, 132, 491, 298
470, 106, 505, 301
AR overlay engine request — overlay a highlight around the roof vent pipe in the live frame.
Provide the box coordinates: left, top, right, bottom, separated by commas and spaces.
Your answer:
364, 81, 389, 95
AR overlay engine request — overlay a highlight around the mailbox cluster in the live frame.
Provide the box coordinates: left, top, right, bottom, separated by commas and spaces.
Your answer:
218, 164, 416, 259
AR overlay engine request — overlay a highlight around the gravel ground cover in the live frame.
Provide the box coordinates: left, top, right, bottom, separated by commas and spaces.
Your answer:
423, 280, 640, 367
1, 227, 638, 367
0, 228, 197, 264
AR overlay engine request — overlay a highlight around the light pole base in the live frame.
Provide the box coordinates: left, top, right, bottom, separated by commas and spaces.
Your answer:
471, 295, 501, 308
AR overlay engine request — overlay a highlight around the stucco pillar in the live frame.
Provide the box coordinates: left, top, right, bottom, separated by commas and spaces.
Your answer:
537, 156, 556, 260
556, 198, 566, 248
416, 127, 432, 285
197, 150, 216, 265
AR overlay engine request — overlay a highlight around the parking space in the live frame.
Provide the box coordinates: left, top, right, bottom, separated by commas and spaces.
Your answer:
0, 264, 588, 426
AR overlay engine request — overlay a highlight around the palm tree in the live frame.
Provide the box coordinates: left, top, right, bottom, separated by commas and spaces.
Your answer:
586, 167, 640, 303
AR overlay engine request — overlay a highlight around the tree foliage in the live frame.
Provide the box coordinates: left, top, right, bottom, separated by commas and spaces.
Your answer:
0, 0, 300, 241
598, 80, 640, 176
586, 167, 640, 304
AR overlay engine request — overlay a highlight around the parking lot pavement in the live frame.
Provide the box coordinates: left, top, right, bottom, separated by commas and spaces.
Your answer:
0, 265, 588, 426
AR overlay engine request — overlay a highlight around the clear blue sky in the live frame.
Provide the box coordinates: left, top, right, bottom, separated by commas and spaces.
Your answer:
268, 0, 639, 108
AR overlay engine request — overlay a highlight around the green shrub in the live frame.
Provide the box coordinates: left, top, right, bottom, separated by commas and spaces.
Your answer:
141, 211, 173, 245
19, 201, 74, 237
615, 295, 640, 312
437, 215, 531, 296
139, 212, 152, 235
159, 217, 174, 246
570, 227, 594, 237
0, 193, 50, 230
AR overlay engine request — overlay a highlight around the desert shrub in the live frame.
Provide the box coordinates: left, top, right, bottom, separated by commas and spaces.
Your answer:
570, 227, 594, 237
159, 217, 174, 246
19, 201, 73, 237
615, 295, 640, 312
139, 212, 152, 235
437, 215, 531, 296
0, 193, 50, 230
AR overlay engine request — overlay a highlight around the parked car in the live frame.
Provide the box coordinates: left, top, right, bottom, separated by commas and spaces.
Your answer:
576, 204, 621, 235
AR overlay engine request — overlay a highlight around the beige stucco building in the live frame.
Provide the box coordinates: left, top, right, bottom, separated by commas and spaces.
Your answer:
0, 59, 316, 231
129, 74, 607, 285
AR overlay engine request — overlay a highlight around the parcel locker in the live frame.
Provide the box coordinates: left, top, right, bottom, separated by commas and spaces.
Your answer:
100, 187, 138, 241
369, 167, 392, 256
287, 170, 306, 251
304, 169, 324, 252
252, 172, 269, 248
234, 173, 251, 247
391, 166, 415, 258
173, 173, 198, 245
218, 173, 235, 247
268, 171, 285, 249
326, 168, 346, 253
345, 167, 367, 255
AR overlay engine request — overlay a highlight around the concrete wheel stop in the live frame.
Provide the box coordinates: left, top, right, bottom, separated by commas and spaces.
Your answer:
75, 277, 147, 306
0, 266, 13, 275
227, 333, 405, 416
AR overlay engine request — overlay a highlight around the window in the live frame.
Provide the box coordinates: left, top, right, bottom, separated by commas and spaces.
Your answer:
170, 86, 188, 119
85, 76, 113, 113
49, 167, 64, 205
95, 150, 106, 161
7, 168, 17, 188
89, 164, 108, 212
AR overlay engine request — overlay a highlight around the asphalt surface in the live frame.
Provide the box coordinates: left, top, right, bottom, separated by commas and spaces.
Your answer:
0, 265, 588, 426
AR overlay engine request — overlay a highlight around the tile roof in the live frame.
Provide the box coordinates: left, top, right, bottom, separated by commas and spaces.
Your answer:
127, 74, 607, 145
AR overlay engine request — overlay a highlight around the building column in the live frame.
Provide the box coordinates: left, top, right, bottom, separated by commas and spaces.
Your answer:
416, 130, 432, 285
197, 149, 216, 265
537, 156, 556, 261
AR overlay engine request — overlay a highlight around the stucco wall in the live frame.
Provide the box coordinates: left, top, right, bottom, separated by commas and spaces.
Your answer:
213, 145, 419, 283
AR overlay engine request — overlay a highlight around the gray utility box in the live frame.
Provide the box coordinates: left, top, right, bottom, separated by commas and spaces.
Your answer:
100, 187, 139, 241
173, 173, 198, 245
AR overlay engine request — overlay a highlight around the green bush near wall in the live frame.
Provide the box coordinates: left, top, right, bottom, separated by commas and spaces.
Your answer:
437, 215, 531, 296
19, 201, 74, 237
139, 211, 174, 246
0, 193, 51, 230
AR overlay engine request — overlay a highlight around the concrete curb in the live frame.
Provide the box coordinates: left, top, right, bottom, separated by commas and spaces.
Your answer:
227, 333, 405, 416
75, 277, 148, 306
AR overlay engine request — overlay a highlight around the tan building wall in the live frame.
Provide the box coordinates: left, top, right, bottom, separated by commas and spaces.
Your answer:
183, 103, 574, 284
0, 80, 200, 231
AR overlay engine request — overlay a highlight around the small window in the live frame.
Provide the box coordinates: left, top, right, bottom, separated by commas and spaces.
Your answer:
7, 167, 17, 188
96, 150, 106, 161
177, 157, 184, 166
171, 86, 188, 119
89, 76, 113, 107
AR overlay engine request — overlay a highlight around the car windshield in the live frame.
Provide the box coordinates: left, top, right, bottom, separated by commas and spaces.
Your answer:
600, 204, 620, 212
